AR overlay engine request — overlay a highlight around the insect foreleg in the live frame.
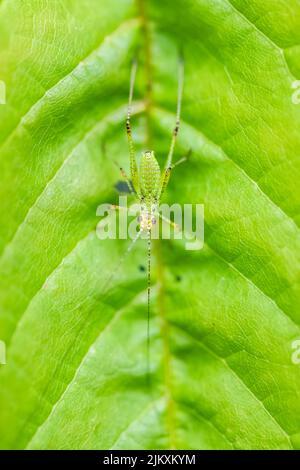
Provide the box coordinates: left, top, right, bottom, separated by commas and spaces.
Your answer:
159, 166, 172, 199
113, 161, 136, 195
165, 57, 184, 170
159, 148, 191, 199
126, 58, 140, 195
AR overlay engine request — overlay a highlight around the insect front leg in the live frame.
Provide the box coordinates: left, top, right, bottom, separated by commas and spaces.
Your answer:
165, 57, 184, 169
126, 58, 140, 196
159, 166, 172, 199
159, 59, 185, 200
113, 161, 135, 195
159, 148, 191, 198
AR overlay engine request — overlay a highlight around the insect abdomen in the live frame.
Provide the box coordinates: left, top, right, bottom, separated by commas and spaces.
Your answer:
140, 151, 161, 201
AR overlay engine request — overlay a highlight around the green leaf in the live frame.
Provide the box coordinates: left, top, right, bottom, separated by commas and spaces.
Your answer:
1, 0, 300, 450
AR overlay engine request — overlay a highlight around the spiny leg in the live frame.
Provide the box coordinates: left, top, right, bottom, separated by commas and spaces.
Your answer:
113, 161, 135, 195
101, 135, 135, 196
126, 58, 139, 194
159, 59, 185, 199
159, 148, 191, 199
159, 166, 172, 199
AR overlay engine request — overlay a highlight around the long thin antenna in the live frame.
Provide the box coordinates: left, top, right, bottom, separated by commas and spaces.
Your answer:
166, 57, 184, 169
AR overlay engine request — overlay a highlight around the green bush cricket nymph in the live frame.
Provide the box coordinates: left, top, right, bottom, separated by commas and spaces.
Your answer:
104, 58, 189, 387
